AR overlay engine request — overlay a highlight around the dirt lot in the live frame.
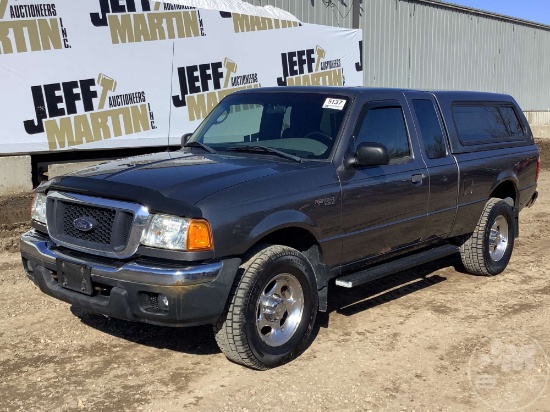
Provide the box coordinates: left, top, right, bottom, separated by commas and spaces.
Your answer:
0, 141, 549, 412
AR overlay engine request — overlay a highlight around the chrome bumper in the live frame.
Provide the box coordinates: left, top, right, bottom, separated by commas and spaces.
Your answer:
20, 230, 241, 326
20, 229, 222, 286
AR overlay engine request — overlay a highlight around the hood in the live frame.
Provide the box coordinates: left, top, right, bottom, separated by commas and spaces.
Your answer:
46, 150, 303, 215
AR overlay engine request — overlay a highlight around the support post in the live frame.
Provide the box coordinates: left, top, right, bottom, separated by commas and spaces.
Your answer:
352, 0, 360, 28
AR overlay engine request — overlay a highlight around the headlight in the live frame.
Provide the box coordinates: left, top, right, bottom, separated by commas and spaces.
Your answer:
31, 193, 47, 224
141, 214, 213, 251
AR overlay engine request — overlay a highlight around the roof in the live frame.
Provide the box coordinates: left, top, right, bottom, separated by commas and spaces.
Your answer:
236, 86, 514, 101
415, 0, 550, 32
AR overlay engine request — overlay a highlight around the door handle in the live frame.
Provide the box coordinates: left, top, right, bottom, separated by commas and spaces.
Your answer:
411, 174, 425, 185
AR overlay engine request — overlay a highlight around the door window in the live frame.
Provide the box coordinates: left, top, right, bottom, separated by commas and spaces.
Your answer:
355, 105, 411, 164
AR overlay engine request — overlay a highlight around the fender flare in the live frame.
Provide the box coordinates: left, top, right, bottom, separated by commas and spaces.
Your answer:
245, 210, 331, 311
491, 171, 519, 206
246, 209, 322, 249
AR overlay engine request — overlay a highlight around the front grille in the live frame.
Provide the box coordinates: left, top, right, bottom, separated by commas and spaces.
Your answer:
62, 203, 116, 244
121, 212, 134, 245
46, 192, 149, 259
46, 191, 149, 259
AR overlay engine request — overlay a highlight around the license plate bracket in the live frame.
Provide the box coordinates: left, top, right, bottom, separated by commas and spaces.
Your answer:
56, 260, 93, 295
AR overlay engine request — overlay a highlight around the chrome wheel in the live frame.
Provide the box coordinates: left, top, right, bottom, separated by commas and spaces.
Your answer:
214, 245, 318, 369
488, 215, 509, 262
256, 273, 305, 347
460, 198, 515, 276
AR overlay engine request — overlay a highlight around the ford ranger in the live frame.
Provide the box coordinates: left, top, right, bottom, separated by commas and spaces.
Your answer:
20, 87, 540, 369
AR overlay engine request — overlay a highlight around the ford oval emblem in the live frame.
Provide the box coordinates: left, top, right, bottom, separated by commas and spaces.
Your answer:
73, 217, 95, 232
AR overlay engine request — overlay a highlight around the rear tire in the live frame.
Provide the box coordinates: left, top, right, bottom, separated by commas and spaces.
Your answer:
213, 245, 318, 370
460, 198, 515, 276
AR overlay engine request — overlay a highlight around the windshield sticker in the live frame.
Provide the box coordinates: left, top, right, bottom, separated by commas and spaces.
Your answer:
323, 98, 346, 110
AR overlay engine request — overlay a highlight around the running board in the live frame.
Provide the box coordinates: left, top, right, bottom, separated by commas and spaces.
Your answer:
335, 244, 460, 288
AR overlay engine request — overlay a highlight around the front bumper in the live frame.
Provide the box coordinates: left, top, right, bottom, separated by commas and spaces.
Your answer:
20, 230, 241, 326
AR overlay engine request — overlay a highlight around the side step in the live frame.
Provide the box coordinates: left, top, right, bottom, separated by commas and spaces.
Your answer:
335, 244, 460, 288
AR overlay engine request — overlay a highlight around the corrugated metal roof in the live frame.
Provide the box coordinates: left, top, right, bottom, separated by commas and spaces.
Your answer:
243, 0, 550, 30
416, 0, 550, 31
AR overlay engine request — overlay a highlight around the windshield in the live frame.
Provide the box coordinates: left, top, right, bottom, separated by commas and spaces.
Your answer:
188, 92, 350, 160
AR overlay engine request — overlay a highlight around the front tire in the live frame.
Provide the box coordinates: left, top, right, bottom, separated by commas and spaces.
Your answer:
460, 198, 516, 276
214, 245, 318, 370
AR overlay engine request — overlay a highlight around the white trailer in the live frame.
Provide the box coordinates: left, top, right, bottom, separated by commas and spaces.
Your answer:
0, 0, 362, 189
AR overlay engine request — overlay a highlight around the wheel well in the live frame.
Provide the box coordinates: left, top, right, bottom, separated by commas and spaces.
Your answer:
254, 227, 330, 311
490, 180, 517, 206
256, 227, 319, 255
255, 227, 326, 282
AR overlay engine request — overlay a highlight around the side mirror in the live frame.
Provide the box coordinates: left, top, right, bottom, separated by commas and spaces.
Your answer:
181, 133, 193, 148
353, 142, 390, 167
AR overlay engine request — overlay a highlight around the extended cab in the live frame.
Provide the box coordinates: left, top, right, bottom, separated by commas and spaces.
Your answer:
20, 87, 540, 370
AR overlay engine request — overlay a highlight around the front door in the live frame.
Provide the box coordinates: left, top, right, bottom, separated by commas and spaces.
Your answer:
339, 96, 429, 268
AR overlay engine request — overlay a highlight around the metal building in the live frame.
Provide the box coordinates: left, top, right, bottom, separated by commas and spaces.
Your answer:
245, 0, 550, 116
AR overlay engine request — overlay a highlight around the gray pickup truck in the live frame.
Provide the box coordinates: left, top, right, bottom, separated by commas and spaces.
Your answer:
21, 87, 539, 370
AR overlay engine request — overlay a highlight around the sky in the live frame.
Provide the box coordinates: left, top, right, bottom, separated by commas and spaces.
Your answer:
445, 0, 550, 25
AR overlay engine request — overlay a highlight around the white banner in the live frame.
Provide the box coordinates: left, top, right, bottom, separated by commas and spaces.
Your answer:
0, 0, 363, 155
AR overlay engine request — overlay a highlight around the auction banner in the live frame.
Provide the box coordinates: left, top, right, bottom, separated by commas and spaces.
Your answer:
0, 0, 363, 155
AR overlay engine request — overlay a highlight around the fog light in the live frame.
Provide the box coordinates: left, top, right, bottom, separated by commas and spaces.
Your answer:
158, 294, 169, 311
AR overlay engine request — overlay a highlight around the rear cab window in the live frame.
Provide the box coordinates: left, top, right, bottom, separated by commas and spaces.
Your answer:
412, 99, 448, 159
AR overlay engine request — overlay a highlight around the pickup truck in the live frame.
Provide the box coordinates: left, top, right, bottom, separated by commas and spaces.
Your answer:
21, 87, 540, 370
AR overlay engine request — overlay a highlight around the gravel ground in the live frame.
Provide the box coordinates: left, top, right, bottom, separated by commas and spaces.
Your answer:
0, 141, 549, 412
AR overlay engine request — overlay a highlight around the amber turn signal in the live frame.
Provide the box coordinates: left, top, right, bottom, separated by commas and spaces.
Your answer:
186, 220, 213, 251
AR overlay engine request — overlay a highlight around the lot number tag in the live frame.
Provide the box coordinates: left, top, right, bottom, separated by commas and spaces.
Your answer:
323, 98, 346, 110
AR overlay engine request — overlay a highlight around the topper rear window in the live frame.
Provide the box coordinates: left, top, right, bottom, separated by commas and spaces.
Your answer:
452, 103, 525, 145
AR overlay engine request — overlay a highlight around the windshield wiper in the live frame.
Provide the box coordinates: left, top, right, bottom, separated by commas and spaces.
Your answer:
183, 141, 217, 154
227, 145, 302, 163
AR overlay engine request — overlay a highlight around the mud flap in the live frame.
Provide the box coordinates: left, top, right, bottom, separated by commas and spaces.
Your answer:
318, 285, 328, 312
